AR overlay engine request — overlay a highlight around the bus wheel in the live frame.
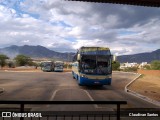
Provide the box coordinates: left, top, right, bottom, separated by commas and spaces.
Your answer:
72, 72, 75, 79
78, 77, 82, 86
97, 85, 103, 87
78, 82, 82, 86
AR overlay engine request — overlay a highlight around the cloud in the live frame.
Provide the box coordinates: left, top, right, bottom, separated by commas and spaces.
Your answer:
0, 0, 160, 55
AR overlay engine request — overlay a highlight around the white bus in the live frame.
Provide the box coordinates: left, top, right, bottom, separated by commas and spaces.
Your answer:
54, 61, 64, 72
41, 61, 54, 72
72, 47, 112, 86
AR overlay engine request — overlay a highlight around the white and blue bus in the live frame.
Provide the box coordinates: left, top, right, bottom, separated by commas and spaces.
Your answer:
54, 61, 64, 72
72, 47, 112, 86
41, 61, 54, 72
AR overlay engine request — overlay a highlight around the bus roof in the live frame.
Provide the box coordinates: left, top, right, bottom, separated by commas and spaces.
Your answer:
41, 61, 53, 63
80, 46, 110, 50
79, 46, 111, 55
55, 61, 64, 63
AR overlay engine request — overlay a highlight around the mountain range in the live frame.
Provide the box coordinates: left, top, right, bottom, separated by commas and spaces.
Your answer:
0, 45, 74, 61
117, 49, 160, 63
0, 45, 159, 63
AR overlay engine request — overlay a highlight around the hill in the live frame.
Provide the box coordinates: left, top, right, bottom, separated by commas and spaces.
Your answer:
117, 49, 160, 63
0, 45, 159, 63
0, 45, 74, 61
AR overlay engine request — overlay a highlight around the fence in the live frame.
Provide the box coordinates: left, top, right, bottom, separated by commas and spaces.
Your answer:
0, 101, 127, 120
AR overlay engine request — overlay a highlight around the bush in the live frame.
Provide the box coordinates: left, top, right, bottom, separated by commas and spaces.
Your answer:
64, 63, 72, 69
112, 61, 120, 71
143, 64, 151, 70
151, 60, 160, 70
7, 61, 15, 68
123, 66, 138, 72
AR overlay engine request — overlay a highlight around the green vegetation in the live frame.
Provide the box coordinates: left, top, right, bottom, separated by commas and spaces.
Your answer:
151, 60, 160, 70
123, 66, 138, 72
7, 61, 15, 68
142, 64, 151, 70
14, 55, 32, 66
112, 61, 120, 71
64, 63, 72, 69
0, 54, 9, 68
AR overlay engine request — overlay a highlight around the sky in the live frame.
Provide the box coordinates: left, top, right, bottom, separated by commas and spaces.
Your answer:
0, 0, 160, 55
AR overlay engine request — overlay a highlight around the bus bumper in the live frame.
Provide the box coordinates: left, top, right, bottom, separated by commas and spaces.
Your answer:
79, 76, 111, 85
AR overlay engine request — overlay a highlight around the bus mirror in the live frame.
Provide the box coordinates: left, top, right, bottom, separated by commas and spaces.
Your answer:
112, 55, 117, 61
77, 54, 80, 61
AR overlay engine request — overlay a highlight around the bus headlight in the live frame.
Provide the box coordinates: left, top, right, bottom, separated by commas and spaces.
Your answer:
106, 75, 111, 79
81, 74, 88, 78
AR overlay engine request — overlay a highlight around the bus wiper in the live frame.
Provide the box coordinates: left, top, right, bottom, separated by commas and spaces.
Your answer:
97, 67, 106, 75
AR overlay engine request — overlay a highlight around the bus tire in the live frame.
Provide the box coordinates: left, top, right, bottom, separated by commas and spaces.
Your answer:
97, 85, 103, 87
78, 76, 82, 86
72, 72, 75, 79
78, 82, 82, 86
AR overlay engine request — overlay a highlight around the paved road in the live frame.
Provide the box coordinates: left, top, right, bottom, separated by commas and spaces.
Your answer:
0, 71, 158, 111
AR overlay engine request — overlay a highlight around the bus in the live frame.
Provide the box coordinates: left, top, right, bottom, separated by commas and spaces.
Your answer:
72, 47, 112, 86
41, 61, 54, 72
54, 61, 64, 72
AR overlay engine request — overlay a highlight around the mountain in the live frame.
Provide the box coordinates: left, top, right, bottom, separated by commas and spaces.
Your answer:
117, 49, 160, 63
0, 45, 159, 63
0, 45, 75, 61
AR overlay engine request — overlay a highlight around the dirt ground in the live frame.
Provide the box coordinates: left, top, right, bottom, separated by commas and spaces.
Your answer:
129, 74, 160, 102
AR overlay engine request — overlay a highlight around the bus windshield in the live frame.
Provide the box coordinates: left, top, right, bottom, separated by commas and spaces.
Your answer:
54, 62, 64, 67
80, 55, 111, 75
43, 62, 52, 67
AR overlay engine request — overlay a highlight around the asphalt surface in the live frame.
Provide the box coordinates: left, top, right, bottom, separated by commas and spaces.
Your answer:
0, 71, 159, 112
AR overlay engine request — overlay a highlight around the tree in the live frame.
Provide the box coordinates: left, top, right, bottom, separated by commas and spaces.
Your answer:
0, 54, 9, 68
112, 61, 120, 70
151, 60, 160, 70
143, 64, 151, 70
7, 61, 15, 68
14, 55, 32, 66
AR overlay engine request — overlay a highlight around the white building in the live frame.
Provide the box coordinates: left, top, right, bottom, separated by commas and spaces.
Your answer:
120, 62, 138, 69
138, 62, 148, 69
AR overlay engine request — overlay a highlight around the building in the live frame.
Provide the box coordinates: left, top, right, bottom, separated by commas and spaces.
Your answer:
120, 62, 138, 70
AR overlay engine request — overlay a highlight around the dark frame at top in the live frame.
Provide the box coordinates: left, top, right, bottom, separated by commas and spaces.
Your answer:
66, 0, 160, 7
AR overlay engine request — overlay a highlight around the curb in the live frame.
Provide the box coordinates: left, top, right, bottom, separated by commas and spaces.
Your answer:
124, 73, 142, 92
0, 88, 4, 94
125, 74, 160, 107
113, 71, 138, 74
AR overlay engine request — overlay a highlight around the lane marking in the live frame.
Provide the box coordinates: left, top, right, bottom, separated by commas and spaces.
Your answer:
50, 88, 93, 101
81, 89, 98, 108
49, 88, 97, 108
0, 88, 5, 95
50, 89, 60, 101
49, 88, 113, 109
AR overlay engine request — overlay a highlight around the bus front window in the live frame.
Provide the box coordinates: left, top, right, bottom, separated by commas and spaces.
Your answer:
81, 55, 111, 75
97, 56, 111, 75
81, 56, 96, 74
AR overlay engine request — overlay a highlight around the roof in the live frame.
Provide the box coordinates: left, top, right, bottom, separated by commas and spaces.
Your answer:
66, 0, 160, 7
